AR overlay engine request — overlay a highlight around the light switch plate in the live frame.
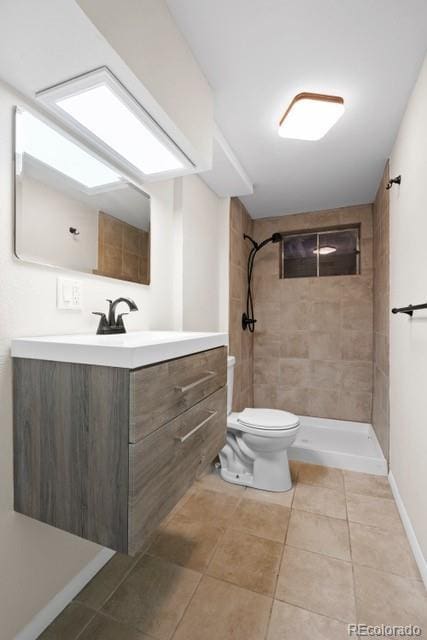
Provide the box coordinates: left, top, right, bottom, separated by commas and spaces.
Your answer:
57, 277, 82, 310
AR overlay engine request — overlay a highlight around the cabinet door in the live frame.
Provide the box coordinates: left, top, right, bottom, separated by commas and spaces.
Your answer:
128, 386, 226, 555
130, 346, 226, 442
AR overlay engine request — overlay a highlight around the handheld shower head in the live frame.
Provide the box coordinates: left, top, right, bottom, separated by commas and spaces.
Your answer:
242, 231, 282, 331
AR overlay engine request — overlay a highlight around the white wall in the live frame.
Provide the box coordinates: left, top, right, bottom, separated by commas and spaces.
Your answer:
178, 175, 229, 332
389, 53, 427, 568
0, 78, 228, 639
19, 176, 99, 272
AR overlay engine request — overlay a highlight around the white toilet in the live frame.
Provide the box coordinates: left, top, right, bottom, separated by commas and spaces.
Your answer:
219, 356, 300, 492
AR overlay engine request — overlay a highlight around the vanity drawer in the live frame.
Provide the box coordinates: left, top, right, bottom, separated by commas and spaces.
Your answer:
129, 346, 227, 442
128, 386, 226, 554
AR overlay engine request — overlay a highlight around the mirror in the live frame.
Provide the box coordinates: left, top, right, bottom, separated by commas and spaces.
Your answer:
14, 107, 151, 285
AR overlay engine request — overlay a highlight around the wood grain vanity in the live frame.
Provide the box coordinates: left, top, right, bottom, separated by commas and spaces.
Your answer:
12, 334, 227, 555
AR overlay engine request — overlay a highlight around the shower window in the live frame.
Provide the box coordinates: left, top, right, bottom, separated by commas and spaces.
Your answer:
280, 226, 360, 278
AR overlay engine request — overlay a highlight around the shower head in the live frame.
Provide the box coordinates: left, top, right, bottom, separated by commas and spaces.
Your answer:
243, 232, 282, 251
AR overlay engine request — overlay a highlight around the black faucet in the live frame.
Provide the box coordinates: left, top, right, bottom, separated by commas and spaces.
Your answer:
92, 297, 138, 335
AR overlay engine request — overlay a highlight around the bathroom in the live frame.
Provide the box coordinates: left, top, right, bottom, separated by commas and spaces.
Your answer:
0, 1, 426, 639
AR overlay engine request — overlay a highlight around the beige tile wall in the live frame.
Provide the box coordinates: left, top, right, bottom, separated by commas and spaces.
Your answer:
372, 163, 390, 459
229, 198, 254, 411
251, 205, 374, 422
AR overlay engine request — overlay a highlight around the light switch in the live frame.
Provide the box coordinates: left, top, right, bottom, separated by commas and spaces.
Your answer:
57, 277, 82, 310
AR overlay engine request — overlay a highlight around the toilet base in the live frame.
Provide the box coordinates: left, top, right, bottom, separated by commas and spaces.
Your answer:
219, 467, 255, 488
219, 431, 294, 493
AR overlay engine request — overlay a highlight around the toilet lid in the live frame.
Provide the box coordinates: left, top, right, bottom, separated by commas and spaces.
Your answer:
237, 408, 299, 431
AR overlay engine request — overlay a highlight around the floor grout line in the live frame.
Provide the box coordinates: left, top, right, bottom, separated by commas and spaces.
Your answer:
344, 469, 359, 627
72, 603, 98, 640
273, 596, 355, 627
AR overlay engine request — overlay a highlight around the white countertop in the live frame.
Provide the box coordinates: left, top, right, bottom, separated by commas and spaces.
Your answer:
11, 331, 229, 369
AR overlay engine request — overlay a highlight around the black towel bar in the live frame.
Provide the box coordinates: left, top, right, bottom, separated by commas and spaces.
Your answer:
391, 303, 427, 317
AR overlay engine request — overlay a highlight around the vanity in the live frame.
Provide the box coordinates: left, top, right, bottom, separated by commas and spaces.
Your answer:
12, 331, 228, 555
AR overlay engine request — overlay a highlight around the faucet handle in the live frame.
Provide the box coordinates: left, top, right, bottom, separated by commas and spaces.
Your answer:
116, 312, 129, 329
92, 312, 109, 335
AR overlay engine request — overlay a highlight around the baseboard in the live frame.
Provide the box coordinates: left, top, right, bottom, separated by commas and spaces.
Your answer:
14, 548, 115, 640
388, 471, 427, 588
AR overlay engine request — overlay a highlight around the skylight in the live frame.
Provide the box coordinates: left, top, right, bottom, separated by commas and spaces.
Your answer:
56, 84, 184, 175
19, 111, 120, 188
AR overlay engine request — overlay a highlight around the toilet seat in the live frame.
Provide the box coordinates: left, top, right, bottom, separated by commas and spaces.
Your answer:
237, 408, 299, 431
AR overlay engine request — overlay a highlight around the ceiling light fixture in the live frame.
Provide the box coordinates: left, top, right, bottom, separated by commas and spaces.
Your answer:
313, 246, 337, 255
18, 110, 120, 188
36, 68, 190, 179
279, 92, 345, 141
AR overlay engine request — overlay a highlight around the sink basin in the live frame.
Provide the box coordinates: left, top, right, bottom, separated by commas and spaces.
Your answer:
11, 330, 228, 368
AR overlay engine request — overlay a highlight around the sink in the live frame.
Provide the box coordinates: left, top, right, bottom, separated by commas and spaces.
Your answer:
11, 330, 228, 368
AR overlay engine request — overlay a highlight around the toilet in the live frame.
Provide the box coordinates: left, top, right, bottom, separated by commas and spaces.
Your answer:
219, 355, 300, 492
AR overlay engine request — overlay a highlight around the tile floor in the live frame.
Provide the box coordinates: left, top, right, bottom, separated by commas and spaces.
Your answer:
39, 463, 426, 640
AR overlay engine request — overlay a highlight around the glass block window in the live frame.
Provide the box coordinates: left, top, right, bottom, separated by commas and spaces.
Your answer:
281, 226, 360, 278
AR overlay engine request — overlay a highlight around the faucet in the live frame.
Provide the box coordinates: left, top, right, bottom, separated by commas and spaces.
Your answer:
92, 297, 138, 335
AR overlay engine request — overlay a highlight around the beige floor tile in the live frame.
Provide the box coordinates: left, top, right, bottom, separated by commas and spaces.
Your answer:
101, 555, 200, 640
245, 485, 294, 508
289, 460, 300, 481
195, 468, 247, 497
349, 522, 420, 578
75, 553, 136, 609
354, 565, 427, 629
38, 603, 95, 640
293, 483, 347, 519
161, 486, 196, 525
346, 492, 402, 530
176, 488, 240, 525
147, 514, 225, 572
173, 575, 272, 640
231, 498, 290, 542
297, 463, 344, 491
276, 546, 356, 623
207, 528, 283, 595
344, 470, 393, 499
78, 613, 154, 640
287, 510, 351, 561
267, 600, 349, 640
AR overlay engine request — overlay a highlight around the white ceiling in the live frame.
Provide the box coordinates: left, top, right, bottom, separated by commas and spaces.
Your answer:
166, 0, 427, 217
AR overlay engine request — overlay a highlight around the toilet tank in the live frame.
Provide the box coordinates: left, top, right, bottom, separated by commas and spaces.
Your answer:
227, 355, 236, 415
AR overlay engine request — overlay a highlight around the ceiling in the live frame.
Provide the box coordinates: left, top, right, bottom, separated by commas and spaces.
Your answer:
166, 0, 427, 217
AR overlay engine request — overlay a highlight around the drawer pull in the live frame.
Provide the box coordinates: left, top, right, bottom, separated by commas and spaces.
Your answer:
175, 370, 216, 394
177, 410, 218, 444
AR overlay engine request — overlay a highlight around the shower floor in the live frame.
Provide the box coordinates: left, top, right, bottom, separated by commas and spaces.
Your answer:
290, 415, 387, 476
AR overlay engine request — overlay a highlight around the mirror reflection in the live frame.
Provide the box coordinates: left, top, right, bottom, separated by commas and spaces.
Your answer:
15, 108, 151, 285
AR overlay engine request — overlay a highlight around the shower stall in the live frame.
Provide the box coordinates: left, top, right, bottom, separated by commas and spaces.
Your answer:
228, 192, 389, 475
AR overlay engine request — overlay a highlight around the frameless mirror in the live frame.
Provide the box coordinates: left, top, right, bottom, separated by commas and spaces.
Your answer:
14, 107, 151, 285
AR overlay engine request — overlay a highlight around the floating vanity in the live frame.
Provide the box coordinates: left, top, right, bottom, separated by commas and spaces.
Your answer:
12, 331, 228, 554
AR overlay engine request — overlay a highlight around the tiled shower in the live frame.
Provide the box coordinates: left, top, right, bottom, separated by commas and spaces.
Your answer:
229, 187, 390, 462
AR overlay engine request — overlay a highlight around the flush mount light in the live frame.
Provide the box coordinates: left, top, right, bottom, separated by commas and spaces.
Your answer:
279, 92, 345, 141
313, 246, 337, 255
36, 68, 191, 179
18, 110, 120, 188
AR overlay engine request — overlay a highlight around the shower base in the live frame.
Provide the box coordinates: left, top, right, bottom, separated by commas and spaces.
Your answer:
290, 415, 387, 475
